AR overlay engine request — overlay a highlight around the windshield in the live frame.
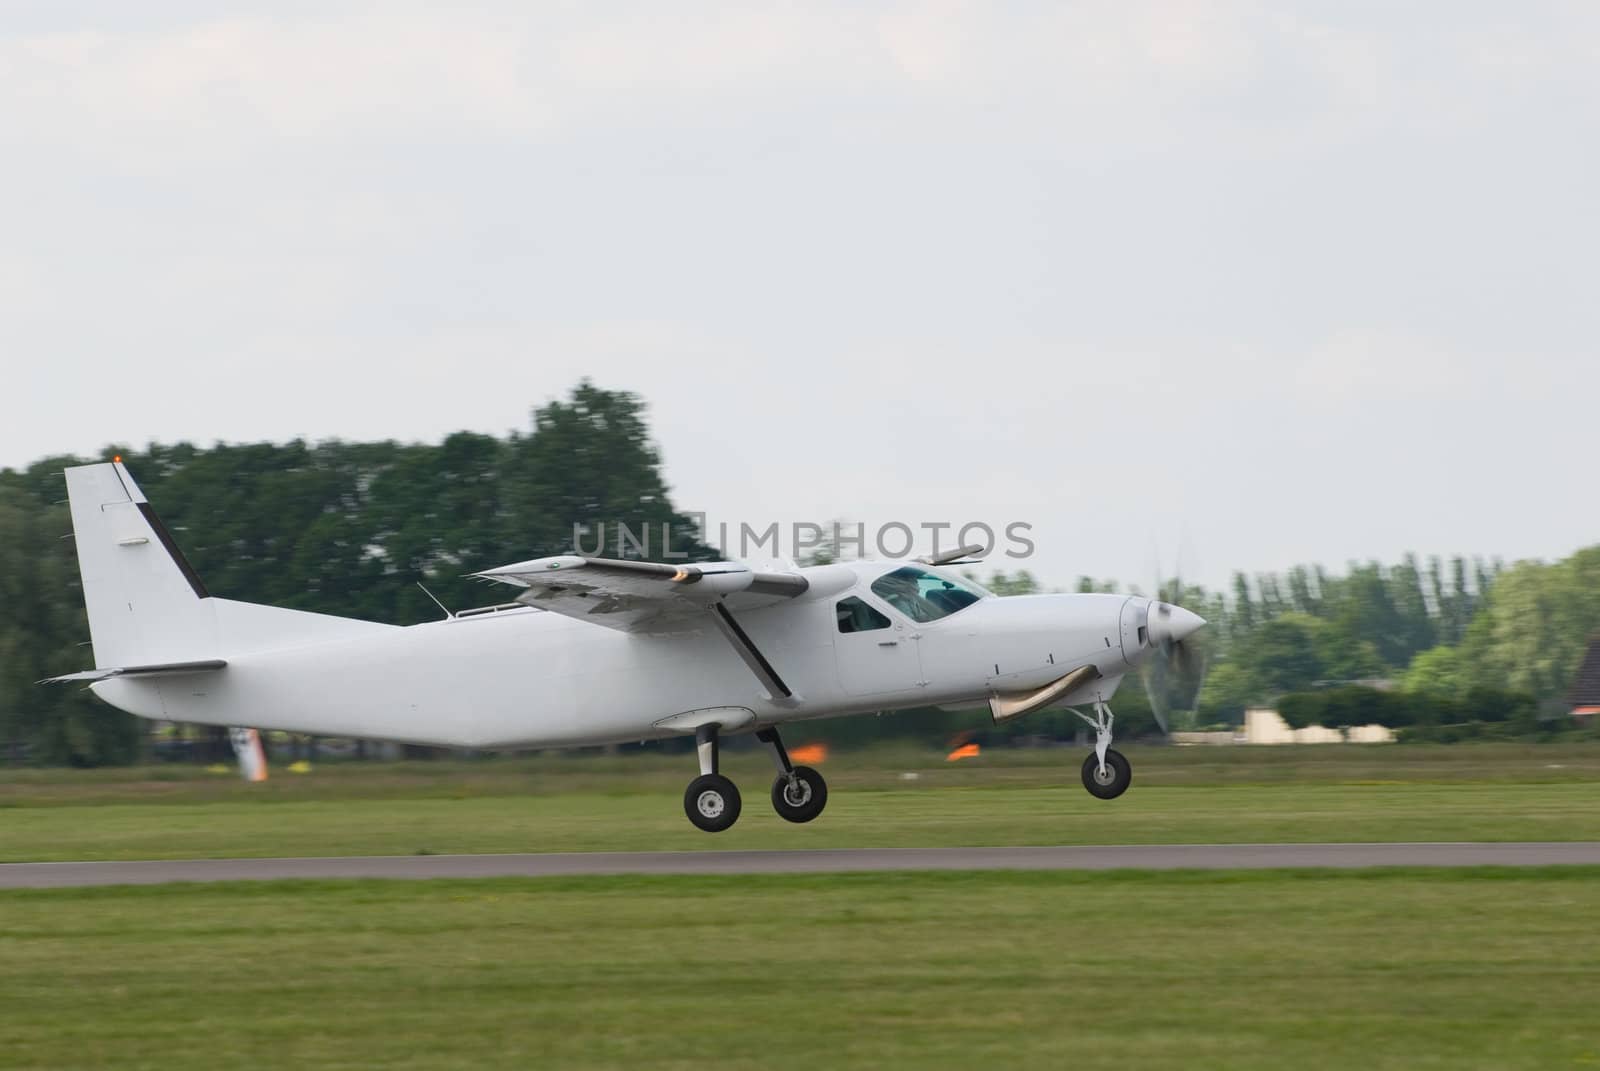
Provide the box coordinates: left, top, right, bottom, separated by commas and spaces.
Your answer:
870, 566, 986, 623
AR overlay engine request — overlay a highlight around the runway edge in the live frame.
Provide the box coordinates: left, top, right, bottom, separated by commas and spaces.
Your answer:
5, 842, 1600, 888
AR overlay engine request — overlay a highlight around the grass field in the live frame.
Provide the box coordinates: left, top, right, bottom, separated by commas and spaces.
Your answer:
6, 745, 1600, 1069
3, 868, 1599, 1070
4, 742, 1600, 862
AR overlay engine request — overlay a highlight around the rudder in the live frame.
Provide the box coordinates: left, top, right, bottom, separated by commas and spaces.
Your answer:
65, 461, 218, 668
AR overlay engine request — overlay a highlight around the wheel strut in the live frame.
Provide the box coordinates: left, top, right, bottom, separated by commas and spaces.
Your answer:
696, 723, 720, 776
1071, 702, 1116, 777
685, 724, 741, 833
759, 727, 828, 824
757, 727, 794, 785
1072, 702, 1131, 800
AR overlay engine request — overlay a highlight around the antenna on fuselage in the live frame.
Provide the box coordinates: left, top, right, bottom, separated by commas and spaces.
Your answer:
916, 542, 987, 567
417, 582, 455, 620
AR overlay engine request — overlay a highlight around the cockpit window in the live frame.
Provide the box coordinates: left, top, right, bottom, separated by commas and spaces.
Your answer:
870, 566, 985, 623
836, 596, 891, 634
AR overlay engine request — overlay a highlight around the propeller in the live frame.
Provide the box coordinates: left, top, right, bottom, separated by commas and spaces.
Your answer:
1140, 595, 1210, 736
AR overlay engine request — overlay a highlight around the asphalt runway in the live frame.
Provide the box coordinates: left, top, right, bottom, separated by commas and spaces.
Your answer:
4, 842, 1599, 888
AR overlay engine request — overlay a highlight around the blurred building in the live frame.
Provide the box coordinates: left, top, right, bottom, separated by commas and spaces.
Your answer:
1566, 636, 1600, 726
1243, 708, 1393, 745
1170, 710, 1395, 745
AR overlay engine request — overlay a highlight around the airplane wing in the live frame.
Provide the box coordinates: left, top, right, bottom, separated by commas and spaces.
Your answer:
471, 555, 812, 699
472, 555, 809, 631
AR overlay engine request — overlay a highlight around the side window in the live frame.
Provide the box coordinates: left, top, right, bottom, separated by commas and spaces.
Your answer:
836, 596, 891, 634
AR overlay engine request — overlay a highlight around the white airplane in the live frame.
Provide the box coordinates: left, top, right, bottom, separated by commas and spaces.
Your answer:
48, 461, 1205, 832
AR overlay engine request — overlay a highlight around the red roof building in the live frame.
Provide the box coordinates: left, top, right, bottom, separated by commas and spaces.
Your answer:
1566, 635, 1600, 724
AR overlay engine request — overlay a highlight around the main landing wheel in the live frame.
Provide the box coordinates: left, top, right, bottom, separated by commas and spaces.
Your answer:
684, 773, 742, 833
1081, 748, 1131, 800
770, 765, 828, 824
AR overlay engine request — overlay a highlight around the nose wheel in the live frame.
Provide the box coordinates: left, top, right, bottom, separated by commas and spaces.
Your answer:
1074, 701, 1132, 800
1081, 748, 1131, 799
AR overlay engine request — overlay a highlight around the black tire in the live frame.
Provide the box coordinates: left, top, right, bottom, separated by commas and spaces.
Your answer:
1080, 749, 1132, 800
770, 765, 828, 824
684, 773, 742, 832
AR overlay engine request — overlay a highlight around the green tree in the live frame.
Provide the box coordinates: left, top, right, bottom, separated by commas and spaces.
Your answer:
1456, 550, 1600, 701
1239, 613, 1326, 695
0, 465, 145, 765
800, 520, 867, 567
1388, 554, 1437, 659
1197, 662, 1259, 723
499, 382, 709, 565
1403, 645, 1466, 698
1229, 572, 1256, 638
987, 570, 1042, 596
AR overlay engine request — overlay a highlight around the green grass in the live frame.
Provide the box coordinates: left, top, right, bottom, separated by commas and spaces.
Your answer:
6, 747, 1599, 1069
4, 742, 1600, 861
3, 869, 1599, 1070
7, 782, 1600, 862
9, 739, 1600, 803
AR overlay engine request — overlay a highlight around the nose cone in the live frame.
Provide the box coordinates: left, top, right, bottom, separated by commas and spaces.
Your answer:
1148, 601, 1206, 648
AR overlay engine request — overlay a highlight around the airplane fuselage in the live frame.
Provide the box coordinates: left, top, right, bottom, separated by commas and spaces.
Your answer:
58, 460, 1207, 830
95, 565, 1144, 749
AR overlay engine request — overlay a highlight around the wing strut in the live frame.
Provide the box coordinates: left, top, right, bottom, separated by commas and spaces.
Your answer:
708, 604, 793, 700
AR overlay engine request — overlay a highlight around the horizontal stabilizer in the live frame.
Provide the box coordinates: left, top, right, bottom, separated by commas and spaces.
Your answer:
42, 659, 227, 684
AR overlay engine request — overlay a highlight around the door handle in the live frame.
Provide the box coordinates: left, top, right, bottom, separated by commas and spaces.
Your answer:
878, 639, 899, 646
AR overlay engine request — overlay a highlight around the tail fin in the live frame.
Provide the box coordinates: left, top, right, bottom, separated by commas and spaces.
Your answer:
66, 461, 218, 668
65, 461, 396, 671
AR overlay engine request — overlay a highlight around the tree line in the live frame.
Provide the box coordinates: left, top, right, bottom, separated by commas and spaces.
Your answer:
975, 546, 1600, 739
0, 383, 705, 764
3, 381, 1598, 764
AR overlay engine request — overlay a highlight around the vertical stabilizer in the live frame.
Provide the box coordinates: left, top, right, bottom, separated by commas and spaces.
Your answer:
65, 461, 218, 668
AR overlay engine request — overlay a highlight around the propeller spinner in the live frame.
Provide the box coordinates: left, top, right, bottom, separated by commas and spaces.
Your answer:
1141, 600, 1207, 734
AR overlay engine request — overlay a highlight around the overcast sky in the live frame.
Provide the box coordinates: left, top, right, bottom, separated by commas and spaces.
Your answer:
3, 2, 1596, 590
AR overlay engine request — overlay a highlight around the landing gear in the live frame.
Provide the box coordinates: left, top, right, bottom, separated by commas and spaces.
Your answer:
759, 727, 827, 823
1081, 749, 1131, 799
679, 725, 828, 831
683, 724, 742, 833
1074, 701, 1132, 800
685, 773, 741, 832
